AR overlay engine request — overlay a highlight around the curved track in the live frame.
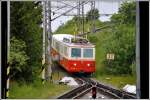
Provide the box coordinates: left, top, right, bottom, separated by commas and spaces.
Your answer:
57, 77, 136, 99
52, 63, 136, 99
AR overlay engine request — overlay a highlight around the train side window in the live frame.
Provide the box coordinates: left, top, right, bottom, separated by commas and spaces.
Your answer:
54, 40, 56, 49
64, 46, 68, 57
71, 48, 81, 58
56, 42, 59, 52
59, 43, 61, 53
60, 44, 63, 54
52, 39, 55, 48
54, 41, 56, 49
83, 48, 93, 58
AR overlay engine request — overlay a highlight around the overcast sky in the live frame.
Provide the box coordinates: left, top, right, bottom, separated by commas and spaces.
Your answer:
50, 0, 128, 32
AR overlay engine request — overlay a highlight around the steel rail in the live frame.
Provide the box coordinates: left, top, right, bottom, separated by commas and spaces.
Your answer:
95, 79, 136, 99
57, 84, 90, 99
72, 86, 93, 99
80, 78, 136, 99
80, 78, 121, 98
57, 74, 136, 99
96, 86, 121, 99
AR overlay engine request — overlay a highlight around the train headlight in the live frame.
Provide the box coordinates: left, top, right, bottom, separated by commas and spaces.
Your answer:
87, 64, 90, 66
73, 63, 77, 66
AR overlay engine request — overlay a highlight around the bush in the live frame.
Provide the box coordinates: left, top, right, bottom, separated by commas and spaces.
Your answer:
103, 25, 135, 75
88, 36, 98, 44
9, 37, 29, 81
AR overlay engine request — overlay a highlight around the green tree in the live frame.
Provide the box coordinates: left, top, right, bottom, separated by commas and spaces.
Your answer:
86, 8, 99, 21
9, 37, 29, 81
10, 2, 43, 81
103, 25, 135, 75
111, 1, 136, 25
103, 1, 136, 75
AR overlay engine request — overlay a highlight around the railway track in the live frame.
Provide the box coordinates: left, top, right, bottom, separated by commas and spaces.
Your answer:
52, 64, 136, 99
57, 77, 137, 99
57, 84, 92, 99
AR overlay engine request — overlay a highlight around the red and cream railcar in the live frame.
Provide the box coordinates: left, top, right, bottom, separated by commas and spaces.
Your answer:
51, 34, 95, 74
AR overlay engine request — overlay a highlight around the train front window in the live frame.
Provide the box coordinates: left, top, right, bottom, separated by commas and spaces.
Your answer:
83, 48, 93, 58
71, 48, 81, 58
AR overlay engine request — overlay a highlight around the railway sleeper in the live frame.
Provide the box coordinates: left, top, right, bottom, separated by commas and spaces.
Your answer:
109, 88, 136, 99
72, 85, 92, 99
57, 84, 89, 99
96, 82, 136, 99
97, 87, 121, 99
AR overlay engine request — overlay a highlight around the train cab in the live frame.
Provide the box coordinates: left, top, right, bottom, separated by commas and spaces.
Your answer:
68, 46, 95, 73
51, 34, 96, 74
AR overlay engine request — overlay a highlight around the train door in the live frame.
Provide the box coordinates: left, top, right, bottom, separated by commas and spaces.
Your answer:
80, 48, 84, 73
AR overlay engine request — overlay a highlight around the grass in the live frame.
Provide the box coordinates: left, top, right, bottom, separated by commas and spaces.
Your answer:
9, 68, 73, 99
96, 74, 136, 89
9, 80, 72, 99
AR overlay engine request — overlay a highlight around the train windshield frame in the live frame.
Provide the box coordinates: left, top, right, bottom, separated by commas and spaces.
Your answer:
83, 48, 93, 58
71, 48, 81, 58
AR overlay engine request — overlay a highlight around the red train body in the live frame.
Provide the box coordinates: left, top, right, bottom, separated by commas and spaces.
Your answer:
51, 34, 95, 74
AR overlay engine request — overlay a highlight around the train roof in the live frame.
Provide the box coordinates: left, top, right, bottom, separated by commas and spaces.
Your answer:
52, 34, 95, 47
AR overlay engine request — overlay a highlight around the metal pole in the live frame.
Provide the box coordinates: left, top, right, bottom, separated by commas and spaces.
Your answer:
91, 1, 95, 33
91, 1, 93, 33
77, 1, 80, 34
0, 1, 1, 98
136, 1, 140, 99
42, 1, 46, 84
149, 1, 150, 99
6, 0, 10, 98
93, 1, 95, 33
82, 1, 84, 35
47, 0, 52, 80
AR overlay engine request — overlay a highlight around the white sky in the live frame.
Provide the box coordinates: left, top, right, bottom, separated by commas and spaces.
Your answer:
50, 0, 128, 32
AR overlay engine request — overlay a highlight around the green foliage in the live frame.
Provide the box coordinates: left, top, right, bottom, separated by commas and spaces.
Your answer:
54, 17, 103, 35
130, 61, 136, 76
103, 24, 135, 75
10, 2, 43, 81
111, 1, 136, 25
86, 8, 100, 21
9, 37, 29, 80
88, 36, 98, 44
54, 19, 75, 34
103, 1, 136, 75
